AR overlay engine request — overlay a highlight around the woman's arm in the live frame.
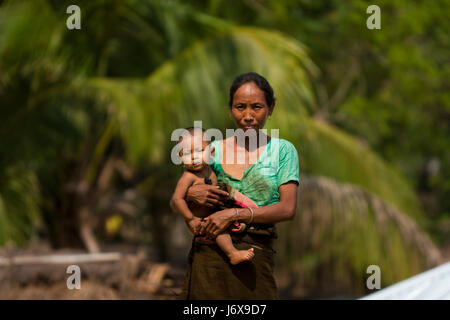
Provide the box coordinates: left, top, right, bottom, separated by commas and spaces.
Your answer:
239, 181, 298, 223
200, 182, 298, 238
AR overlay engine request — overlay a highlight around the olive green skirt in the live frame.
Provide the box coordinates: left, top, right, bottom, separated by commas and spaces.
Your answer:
180, 229, 278, 300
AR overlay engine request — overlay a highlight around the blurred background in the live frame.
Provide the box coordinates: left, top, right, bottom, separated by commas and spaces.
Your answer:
0, 0, 448, 299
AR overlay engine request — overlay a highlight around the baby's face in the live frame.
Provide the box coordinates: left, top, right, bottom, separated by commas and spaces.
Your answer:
179, 133, 212, 172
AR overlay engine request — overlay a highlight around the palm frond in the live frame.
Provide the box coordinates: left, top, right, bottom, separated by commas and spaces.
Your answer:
90, 26, 318, 162
0, 167, 40, 246
91, 26, 423, 223
275, 174, 442, 297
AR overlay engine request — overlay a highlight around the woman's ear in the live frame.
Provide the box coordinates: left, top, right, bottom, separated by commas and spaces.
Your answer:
269, 101, 275, 117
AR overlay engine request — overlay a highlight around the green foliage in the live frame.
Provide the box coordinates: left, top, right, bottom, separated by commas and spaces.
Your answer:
0, 0, 104, 246
185, 0, 450, 226
93, 26, 423, 223
0, 0, 447, 297
0, 167, 39, 245
275, 175, 441, 297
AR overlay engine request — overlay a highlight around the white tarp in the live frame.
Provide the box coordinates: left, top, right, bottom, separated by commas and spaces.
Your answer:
360, 261, 450, 300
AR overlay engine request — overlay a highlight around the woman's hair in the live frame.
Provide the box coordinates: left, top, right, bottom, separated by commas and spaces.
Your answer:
228, 72, 276, 107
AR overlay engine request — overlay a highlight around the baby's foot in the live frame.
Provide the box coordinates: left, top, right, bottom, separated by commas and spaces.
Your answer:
228, 248, 255, 265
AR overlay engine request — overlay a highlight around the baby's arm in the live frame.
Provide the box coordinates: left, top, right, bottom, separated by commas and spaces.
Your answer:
170, 172, 197, 221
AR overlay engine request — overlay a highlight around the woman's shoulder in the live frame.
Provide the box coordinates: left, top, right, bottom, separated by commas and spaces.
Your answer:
211, 136, 236, 153
209, 139, 222, 171
210, 139, 222, 159
270, 137, 298, 154
210, 139, 222, 149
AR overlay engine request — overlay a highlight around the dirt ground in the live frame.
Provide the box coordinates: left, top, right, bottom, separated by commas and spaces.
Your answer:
0, 241, 186, 300
2, 240, 449, 300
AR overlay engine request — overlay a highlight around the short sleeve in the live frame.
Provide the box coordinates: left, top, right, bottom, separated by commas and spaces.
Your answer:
277, 140, 300, 188
209, 139, 220, 173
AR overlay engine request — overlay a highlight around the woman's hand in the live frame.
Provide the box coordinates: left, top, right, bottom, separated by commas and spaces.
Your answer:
199, 208, 235, 239
185, 184, 229, 208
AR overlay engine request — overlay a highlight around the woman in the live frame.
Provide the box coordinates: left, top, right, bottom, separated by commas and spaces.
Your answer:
181, 72, 299, 299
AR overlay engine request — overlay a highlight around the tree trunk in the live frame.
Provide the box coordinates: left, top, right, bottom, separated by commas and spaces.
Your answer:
79, 206, 100, 253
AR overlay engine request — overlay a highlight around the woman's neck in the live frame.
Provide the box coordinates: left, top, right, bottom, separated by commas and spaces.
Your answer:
234, 131, 270, 151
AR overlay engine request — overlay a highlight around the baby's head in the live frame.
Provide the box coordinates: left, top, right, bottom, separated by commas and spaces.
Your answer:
178, 127, 214, 172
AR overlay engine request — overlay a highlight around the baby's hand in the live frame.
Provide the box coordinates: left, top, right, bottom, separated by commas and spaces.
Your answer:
187, 217, 202, 235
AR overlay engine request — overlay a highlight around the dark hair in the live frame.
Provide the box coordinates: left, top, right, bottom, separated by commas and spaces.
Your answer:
228, 72, 276, 108
183, 127, 206, 134
179, 127, 210, 143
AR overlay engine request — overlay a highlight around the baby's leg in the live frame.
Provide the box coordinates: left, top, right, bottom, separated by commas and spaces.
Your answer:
215, 233, 255, 265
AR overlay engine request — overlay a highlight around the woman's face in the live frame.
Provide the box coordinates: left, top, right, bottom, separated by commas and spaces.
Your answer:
230, 82, 274, 132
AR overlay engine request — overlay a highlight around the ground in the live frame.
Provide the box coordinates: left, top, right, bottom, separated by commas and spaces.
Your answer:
1, 240, 449, 299
0, 241, 186, 300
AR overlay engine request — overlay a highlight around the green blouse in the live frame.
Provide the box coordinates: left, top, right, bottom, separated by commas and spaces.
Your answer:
210, 137, 300, 207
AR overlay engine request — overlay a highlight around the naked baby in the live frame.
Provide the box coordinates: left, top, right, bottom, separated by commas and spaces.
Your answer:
170, 127, 256, 265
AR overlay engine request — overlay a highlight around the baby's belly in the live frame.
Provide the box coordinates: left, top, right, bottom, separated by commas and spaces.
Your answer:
189, 203, 212, 219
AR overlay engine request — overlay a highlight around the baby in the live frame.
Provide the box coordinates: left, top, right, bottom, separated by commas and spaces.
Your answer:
170, 127, 255, 265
